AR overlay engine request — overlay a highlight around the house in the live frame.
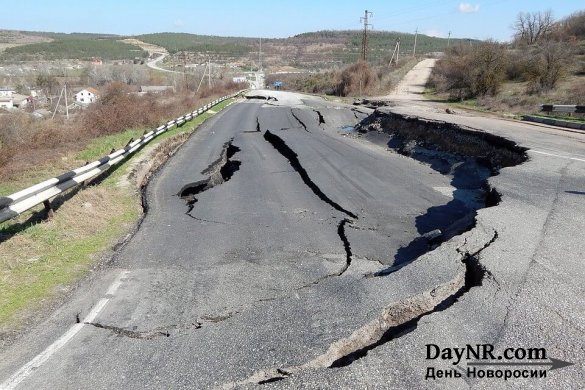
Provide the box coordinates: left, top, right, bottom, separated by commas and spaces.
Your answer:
75, 88, 100, 104
0, 87, 15, 98
11, 94, 29, 108
139, 85, 175, 94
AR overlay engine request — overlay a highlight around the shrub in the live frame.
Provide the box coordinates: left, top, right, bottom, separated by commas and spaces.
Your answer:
429, 42, 507, 100
335, 60, 378, 97
524, 41, 571, 93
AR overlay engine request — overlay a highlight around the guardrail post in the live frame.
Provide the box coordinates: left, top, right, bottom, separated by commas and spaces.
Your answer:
43, 199, 54, 219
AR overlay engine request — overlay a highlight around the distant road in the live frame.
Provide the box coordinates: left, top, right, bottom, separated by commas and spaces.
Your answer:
146, 52, 182, 74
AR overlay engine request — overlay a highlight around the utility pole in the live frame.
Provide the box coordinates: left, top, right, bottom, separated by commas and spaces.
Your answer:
208, 58, 211, 88
413, 28, 418, 57
447, 31, 452, 47
259, 37, 262, 71
52, 84, 68, 120
395, 38, 401, 64
360, 10, 373, 62
389, 38, 400, 65
64, 83, 68, 119
181, 51, 187, 90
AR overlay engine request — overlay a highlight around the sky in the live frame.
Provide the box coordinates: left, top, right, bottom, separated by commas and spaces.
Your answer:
1, 0, 583, 41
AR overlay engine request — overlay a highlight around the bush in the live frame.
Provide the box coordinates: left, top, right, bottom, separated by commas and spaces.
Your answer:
524, 41, 571, 93
335, 60, 378, 97
430, 41, 507, 99
0, 80, 243, 174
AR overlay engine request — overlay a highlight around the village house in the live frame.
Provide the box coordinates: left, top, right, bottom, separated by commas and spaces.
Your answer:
0, 87, 15, 98
0, 87, 15, 109
11, 94, 30, 109
74, 87, 100, 104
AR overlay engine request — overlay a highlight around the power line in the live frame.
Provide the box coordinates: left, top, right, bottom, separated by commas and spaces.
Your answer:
360, 10, 373, 62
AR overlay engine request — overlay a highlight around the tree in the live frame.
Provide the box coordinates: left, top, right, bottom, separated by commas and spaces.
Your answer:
513, 10, 554, 45
559, 11, 585, 39
36, 74, 60, 98
428, 42, 507, 100
468, 41, 508, 96
524, 41, 570, 92
335, 60, 378, 96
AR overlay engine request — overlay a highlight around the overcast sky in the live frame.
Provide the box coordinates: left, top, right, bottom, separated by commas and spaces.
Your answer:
1, 0, 583, 41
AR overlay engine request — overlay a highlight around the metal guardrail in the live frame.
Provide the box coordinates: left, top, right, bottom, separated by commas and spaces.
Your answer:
0, 91, 245, 224
540, 105, 585, 114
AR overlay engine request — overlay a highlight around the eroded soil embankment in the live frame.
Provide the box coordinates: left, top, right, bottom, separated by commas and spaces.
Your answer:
356, 109, 528, 275
357, 110, 527, 172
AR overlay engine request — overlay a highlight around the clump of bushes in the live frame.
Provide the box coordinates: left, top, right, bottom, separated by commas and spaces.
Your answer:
429, 39, 572, 99
334, 60, 379, 96
428, 41, 508, 100
266, 60, 380, 97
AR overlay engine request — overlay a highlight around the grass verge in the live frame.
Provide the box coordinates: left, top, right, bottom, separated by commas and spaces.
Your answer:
0, 97, 236, 333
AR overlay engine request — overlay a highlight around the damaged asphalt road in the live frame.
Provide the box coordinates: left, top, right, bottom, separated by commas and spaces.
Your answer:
1, 90, 583, 389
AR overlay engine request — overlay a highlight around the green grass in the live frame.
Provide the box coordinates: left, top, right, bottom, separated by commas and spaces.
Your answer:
0, 194, 139, 325
0, 96, 237, 327
75, 128, 146, 162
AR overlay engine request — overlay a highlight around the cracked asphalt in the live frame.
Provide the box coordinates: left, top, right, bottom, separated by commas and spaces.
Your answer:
1, 84, 584, 389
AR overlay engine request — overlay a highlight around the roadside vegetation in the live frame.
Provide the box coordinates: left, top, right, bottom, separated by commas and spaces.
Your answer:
266, 57, 419, 97
426, 10, 585, 116
0, 80, 244, 186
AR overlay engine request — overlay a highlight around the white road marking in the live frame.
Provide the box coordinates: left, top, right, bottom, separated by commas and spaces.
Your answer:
531, 150, 585, 163
0, 270, 129, 390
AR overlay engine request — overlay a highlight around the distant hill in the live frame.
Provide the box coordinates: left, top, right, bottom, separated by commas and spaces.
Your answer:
0, 29, 477, 67
136, 30, 475, 68
1, 39, 147, 61
0, 30, 146, 61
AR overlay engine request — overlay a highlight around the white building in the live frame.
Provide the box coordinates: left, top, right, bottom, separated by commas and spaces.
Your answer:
75, 88, 99, 104
0, 87, 15, 98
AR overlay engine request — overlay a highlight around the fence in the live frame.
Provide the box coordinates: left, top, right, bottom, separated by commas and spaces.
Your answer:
540, 105, 585, 114
0, 91, 244, 224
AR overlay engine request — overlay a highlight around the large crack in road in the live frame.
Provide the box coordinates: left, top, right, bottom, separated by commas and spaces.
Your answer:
263, 130, 357, 219
219, 229, 499, 388
178, 138, 241, 216
290, 109, 310, 132
263, 129, 358, 279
